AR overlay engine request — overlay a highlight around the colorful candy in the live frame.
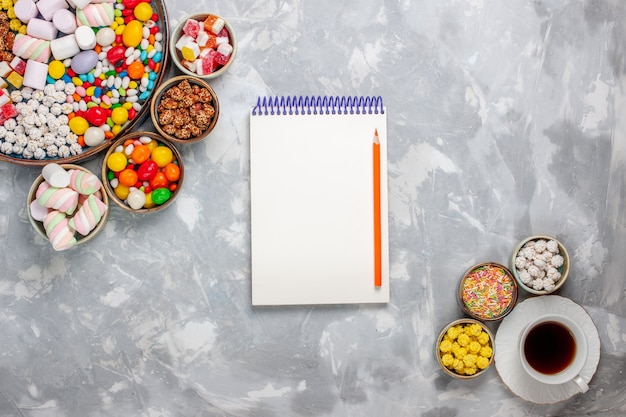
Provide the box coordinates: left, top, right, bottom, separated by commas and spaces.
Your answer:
460, 264, 517, 320
175, 14, 234, 76
0, 0, 166, 161
105, 136, 181, 210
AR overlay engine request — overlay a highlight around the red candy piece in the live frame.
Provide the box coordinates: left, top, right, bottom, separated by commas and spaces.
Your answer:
85, 107, 108, 126
217, 27, 229, 40
198, 49, 220, 74
137, 160, 158, 181
182, 19, 201, 38
122, 0, 142, 8
214, 51, 229, 66
0, 103, 18, 124
107, 46, 126, 67
10, 57, 26, 75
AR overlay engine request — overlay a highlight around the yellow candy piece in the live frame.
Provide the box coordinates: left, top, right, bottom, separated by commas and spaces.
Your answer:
68, 116, 88, 135
151, 146, 173, 168
439, 339, 452, 353
457, 333, 470, 347
114, 183, 130, 200
145, 139, 158, 152
479, 346, 493, 358
476, 356, 490, 370
143, 191, 156, 208
133, 2, 153, 21
441, 354, 454, 368
111, 107, 129, 125
463, 354, 477, 367
122, 20, 143, 48
48, 60, 65, 79
6, 71, 23, 88
107, 152, 127, 172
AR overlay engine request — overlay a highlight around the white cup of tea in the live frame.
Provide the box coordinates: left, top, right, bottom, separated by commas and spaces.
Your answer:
519, 314, 589, 392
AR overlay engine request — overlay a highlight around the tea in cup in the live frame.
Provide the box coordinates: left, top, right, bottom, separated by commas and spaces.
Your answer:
519, 314, 589, 392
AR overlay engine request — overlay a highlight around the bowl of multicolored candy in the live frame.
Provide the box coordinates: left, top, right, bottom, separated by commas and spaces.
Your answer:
0, 0, 169, 166
458, 262, 518, 321
436, 318, 495, 379
102, 131, 183, 213
27, 163, 109, 250
511, 235, 570, 295
169, 13, 236, 80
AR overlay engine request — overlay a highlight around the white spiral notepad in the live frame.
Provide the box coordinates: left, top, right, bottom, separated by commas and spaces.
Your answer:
249, 96, 389, 305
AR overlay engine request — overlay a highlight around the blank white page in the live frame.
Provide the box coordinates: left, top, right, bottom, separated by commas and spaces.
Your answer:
250, 101, 389, 305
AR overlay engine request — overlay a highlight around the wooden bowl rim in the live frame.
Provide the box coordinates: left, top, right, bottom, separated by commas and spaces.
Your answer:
150, 75, 220, 144
101, 131, 184, 214
435, 318, 495, 379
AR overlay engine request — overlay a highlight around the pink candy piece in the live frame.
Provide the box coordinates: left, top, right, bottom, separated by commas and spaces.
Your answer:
69, 194, 107, 236
68, 168, 102, 195
0, 104, 18, 124
182, 19, 201, 38
36, 184, 79, 215
26, 18, 58, 41
30, 199, 49, 222
75, 3, 115, 27
13, 0, 38, 23
23, 59, 49, 91
43, 210, 77, 251
12, 34, 51, 63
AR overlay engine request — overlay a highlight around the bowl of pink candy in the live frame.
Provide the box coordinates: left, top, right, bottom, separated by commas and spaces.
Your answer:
169, 13, 237, 80
27, 163, 109, 251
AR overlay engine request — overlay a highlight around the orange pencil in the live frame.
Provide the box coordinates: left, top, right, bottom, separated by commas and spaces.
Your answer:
373, 129, 382, 287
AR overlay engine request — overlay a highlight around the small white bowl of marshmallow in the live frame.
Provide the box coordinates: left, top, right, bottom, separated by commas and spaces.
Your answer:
27, 163, 109, 251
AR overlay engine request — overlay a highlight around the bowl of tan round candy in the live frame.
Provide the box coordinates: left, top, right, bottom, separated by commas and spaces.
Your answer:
150, 75, 219, 143
511, 235, 570, 295
28, 163, 109, 250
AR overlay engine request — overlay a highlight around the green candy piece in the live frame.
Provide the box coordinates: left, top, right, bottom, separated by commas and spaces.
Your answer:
151, 188, 171, 205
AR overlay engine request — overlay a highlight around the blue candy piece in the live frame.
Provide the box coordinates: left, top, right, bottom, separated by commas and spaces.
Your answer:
152, 52, 162, 63
139, 91, 150, 100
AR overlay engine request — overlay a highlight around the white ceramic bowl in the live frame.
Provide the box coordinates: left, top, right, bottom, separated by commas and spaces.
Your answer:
169, 13, 237, 80
510, 235, 570, 295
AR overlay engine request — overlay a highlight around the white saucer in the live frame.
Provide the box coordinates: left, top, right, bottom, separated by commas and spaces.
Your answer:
495, 295, 600, 404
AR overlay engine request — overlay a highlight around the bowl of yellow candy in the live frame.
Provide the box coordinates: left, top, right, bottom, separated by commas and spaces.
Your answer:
436, 318, 495, 379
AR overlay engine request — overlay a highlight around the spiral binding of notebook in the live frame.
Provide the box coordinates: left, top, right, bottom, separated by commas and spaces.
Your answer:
251, 95, 385, 116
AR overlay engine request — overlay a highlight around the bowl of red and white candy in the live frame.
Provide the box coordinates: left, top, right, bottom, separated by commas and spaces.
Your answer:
169, 13, 237, 80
